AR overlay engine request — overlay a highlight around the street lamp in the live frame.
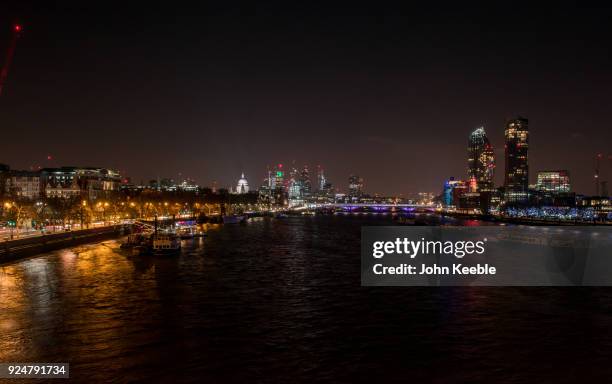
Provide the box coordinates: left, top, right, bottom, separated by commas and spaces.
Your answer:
81, 200, 87, 229
3, 202, 10, 240
103, 202, 109, 225
3, 202, 15, 239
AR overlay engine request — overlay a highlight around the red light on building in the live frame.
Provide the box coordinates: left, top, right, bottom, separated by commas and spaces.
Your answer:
14, 25, 21, 32
469, 177, 478, 192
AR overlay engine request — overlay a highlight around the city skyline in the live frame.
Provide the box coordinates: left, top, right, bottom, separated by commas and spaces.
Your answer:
1, 4, 611, 383
0, 3, 611, 195
1, 116, 611, 197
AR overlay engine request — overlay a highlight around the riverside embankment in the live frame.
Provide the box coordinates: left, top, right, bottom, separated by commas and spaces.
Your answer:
0, 225, 132, 264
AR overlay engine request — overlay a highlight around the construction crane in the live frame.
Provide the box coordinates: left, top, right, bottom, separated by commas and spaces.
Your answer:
0, 24, 22, 97
595, 154, 603, 196
603, 154, 612, 197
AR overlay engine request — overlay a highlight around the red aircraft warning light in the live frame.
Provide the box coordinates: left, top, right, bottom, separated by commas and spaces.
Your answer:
0, 23, 23, 96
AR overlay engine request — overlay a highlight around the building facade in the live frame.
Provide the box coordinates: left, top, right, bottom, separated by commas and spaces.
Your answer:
0, 163, 10, 197
316, 166, 326, 191
259, 164, 287, 206
41, 168, 81, 198
442, 178, 467, 207
504, 117, 529, 204
41, 167, 121, 200
299, 165, 311, 197
4, 170, 41, 200
536, 170, 570, 193
348, 175, 364, 200
467, 127, 495, 191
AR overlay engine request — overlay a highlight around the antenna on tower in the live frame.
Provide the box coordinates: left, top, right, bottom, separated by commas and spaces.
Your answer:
0, 23, 23, 97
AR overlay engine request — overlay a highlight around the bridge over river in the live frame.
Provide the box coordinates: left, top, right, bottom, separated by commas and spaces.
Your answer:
311, 203, 437, 213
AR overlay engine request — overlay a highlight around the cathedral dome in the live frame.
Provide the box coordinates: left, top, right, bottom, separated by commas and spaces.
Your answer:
236, 173, 249, 194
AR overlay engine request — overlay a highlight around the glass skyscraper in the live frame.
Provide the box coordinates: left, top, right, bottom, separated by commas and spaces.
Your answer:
467, 127, 495, 192
348, 175, 364, 199
504, 117, 529, 204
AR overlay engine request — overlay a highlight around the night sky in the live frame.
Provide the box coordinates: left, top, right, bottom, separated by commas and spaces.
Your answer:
1, 2, 611, 196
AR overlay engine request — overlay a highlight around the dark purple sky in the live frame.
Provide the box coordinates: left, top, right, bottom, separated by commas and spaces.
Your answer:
0, 2, 611, 195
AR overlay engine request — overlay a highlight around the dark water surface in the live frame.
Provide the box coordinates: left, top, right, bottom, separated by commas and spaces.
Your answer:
2, 216, 612, 383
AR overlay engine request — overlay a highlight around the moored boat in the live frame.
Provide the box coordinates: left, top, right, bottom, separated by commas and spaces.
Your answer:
121, 233, 146, 248
151, 233, 181, 255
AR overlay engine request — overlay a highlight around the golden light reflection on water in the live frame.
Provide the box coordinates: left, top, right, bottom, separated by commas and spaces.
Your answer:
0, 264, 28, 360
0, 265, 24, 329
0, 240, 164, 363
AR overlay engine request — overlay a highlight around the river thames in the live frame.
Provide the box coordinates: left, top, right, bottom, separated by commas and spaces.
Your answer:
1, 215, 612, 382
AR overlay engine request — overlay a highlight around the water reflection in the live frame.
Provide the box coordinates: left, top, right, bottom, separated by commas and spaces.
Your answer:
0, 216, 611, 382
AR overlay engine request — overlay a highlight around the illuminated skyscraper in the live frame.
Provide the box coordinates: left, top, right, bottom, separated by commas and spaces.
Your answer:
259, 164, 287, 206
504, 117, 529, 204
316, 166, 326, 191
300, 165, 311, 197
274, 164, 287, 205
348, 175, 364, 199
287, 166, 304, 206
312, 165, 333, 200
274, 164, 285, 191
467, 127, 495, 191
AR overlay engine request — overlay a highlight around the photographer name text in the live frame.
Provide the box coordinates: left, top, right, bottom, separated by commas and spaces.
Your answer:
373, 263, 496, 275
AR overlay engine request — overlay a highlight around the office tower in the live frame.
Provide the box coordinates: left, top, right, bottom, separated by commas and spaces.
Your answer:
348, 175, 364, 198
300, 165, 311, 197
316, 165, 326, 191
504, 117, 529, 204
